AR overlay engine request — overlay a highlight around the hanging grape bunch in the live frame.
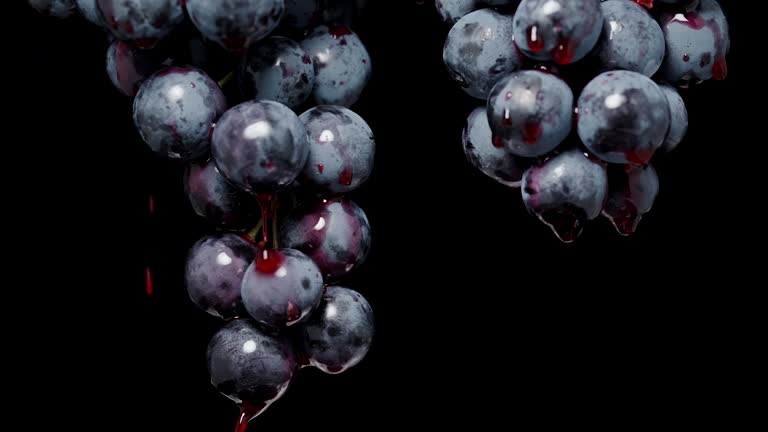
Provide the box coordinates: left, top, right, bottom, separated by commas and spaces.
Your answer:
28, 1, 375, 430
442, 0, 729, 242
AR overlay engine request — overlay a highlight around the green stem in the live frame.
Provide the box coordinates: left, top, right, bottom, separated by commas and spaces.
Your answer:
218, 70, 235, 88
271, 198, 280, 250
246, 220, 264, 244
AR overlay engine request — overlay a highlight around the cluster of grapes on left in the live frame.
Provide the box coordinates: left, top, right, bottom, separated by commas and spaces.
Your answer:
28, 1, 376, 430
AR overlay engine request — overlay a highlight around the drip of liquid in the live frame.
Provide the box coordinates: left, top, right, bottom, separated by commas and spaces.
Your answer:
633, 0, 654, 8
523, 123, 542, 145
255, 249, 285, 274
235, 403, 264, 432
526, 25, 544, 53
539, 209, 583, 243
145, 266, 153, 296
608, 202, 640, 236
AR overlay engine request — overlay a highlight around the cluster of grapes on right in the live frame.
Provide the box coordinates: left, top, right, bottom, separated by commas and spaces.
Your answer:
439, 0, 729, 242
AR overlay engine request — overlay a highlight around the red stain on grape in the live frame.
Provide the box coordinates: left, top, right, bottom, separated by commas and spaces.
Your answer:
145, 266, 153, 296
492, 135, 504, 149
671, 12, 706, 30
633, 0, 653, 8
505, 91, 512, 100
286, 301, 300, 323
526, 25, 544, 53
327, 365, 344, 373
713, 57, 727, 80
255, 249, 285, 274
317, 164, 324, 173
683, 54, 690, 62
328, 24, 353, 38
624, 148, 654, 165
302, 55, 312, 64
339, 167, 353, 186
523, 123, 542, 145
551, 36, 575, 65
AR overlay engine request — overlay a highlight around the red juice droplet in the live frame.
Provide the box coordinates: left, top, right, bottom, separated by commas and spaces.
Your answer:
326, 365, 344, 373
317, 164, 324, 173
255, 249, 285, 274
145, 267, 153, 296
551, 36, 575, 65
713, 57, 728, 80
526, 25, 544, 52
683, 54, 690, 62
610, 202, 640, 236
523, 123, 542, 145
492, 135, 504, 149
502, 109, 513, 126
339, 167, 353, 186
235, 403, 263, 432
328, 24, 353, 38
539, 209, 583, 243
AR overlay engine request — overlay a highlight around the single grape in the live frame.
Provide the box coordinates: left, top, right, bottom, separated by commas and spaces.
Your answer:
184, 159, 259, 229
184, 0, 284, 52
75, 0, 102, 25
241, 248, 324, 328
436, 0, 520, 24
298, 106, 375, 195
207, 319, 296, 411
105, 39, 166, 96
95, 0, 184, 48
593, 0, 665, 77
512, 0, 604, 64
658, 84, 688, 153
577, 70, 670, 165
442, 9, 525, 100
603, 164, 659, 236
282, 0, 320, 32
300, 25, 371, 107
300, 286, 374, 374
212, 100, 309, 193
185, 234, 256, 319
280, 198, 371, 281
240, 36, 315, 110
133, 67, 227, 160
521, 149, 608, 242
28, 0, 76, 18
487, 70, 573, 157
657, 0, 729, 84
463, 106, 528, 187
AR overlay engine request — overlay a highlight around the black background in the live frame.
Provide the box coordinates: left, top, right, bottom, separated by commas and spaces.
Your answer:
14, 1, 757, 429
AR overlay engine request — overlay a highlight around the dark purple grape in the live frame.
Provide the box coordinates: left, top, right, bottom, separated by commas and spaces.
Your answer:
282, 0, 320, 32
28, 0, 76, 18
212, 101, 309, 193
207, 319, 296, 412
658, 84, 688, 153
185, 234, 256, 319
436, 0, 520, 24
593, 0, 665, 76
133, 67, 227, 160
185, 159, 259, 229
463, 107, 528, 187
521, 149, 608, 243
95, 0, 184, 48
442, 9, 524, 100
240, 36, 315, 110
298, 106, 375, 195
603, 164, 659, 236
577, 70, 670, 165
75, 0, 102, 25
657, 0, 730, 84
105, 39, 166, 96
300, 286, 374, 374
241, 248, 324, 328
512, 0, 604, 65
300, 25, 371, 107
280, 198, 371, 281
487, 70, 573, 157
185, 0, 284, 52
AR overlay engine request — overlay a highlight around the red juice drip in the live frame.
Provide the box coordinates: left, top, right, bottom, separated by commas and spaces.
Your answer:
235, 403, 263, 432
526, 25, 544, 52
539, 210, 582, 243
326, 365, 344, 373
672, 12, 707, 30
492, 135, 504, 149
255, 193, 273, 244
145, 266, 153, 296
633, 0, 653, 8
339, 167, 353, 186
317, 164, 324, 173
523, 123, 542, 145
683, 54, 690, 62
551, 36, 575, 65
328, 24, 353, 38
610, 202, 640, 236
255, 249, 285, 274
286, 301, 300, 323
713, 57, 728, 80
502, 109, 512, 126
624, 148, 654, 166
148, 195, 155, 215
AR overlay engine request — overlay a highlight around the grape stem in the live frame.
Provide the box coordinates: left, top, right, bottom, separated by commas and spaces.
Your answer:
271, 198, 280, 250
246, 220, 264, 244
218, 70, 235, 88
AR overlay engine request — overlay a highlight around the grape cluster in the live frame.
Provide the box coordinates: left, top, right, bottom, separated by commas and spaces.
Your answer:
28, 0, 375, 429
443, 0, 729, 242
